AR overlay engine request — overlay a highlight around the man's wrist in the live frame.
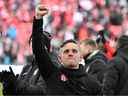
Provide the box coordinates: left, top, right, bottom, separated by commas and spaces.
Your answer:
35, 14, 43, 20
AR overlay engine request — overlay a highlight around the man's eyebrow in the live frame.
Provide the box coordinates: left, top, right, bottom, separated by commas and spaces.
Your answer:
63, 48, 79, 51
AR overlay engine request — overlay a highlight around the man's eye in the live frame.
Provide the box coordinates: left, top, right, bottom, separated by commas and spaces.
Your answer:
63, 49, 78, 54
64, 49, 69, 53
72, 49, 78, 53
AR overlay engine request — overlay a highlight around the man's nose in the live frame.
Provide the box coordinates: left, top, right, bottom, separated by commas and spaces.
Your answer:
68, 51, 74, 56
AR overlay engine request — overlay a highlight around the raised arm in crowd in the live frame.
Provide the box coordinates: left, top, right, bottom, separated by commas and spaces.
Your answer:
32, 4, 101, 95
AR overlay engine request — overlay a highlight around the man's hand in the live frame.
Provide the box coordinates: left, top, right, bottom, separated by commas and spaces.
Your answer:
35, 4, 48, 19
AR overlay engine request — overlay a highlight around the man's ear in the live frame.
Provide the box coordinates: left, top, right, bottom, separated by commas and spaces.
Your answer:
80, 54, 83, 60
58, 54, 62, 63
79, 54, 83, 63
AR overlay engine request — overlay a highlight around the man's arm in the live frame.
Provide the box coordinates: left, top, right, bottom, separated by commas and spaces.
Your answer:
32, 5, 57, 80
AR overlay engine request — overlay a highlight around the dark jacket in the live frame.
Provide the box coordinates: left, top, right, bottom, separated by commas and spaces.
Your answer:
15, 59, 46, 95
102, 48, 128, 95
84, 50, 108, 83
32, 18, 101, 95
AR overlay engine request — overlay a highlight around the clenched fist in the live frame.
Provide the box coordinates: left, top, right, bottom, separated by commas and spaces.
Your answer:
35, 4, 48, 19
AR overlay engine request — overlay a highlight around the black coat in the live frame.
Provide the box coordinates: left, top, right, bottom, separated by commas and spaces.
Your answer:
102, 48, 128, 95
15, 60, 46, 95
84, 50, 108, 83
32, 18, 101, 95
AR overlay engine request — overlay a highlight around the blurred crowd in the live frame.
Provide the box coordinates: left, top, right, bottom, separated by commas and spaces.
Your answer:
0, 0, 128, 64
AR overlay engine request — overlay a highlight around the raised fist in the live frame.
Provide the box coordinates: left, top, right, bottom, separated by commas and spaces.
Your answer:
35, 4, 48, 19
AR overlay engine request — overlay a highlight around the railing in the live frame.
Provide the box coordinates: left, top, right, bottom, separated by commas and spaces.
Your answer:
0, 64, 24, 75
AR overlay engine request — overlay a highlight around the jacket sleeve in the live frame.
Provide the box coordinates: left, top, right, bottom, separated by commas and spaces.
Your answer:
25, 78, 46, 95
16, 76, 46, 95
32, 17, 57, 80
87, 59, 107, 83
102, 60, 120, 95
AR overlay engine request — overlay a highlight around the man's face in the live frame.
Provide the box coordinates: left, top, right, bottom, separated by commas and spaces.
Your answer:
59, 42, 81, 69
80, 44, 94, 57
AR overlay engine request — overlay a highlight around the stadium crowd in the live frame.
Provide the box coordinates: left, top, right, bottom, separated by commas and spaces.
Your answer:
0, 0, 128, 64
0, 0, 128, 96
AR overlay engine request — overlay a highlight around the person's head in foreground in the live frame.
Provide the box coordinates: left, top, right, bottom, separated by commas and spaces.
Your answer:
58, 39, 81, 69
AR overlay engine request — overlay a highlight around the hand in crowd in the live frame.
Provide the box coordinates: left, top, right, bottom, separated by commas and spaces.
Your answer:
35, 4, 48, 19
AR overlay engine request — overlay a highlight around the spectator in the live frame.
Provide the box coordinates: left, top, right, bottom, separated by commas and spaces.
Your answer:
15, 58, 46, 95
1, 54, 46, 95
32, 4, 101, 95
2, 36, 12, 64
1, 0, 128, 65
79, 39, 108, 83
102, 35, 128, 95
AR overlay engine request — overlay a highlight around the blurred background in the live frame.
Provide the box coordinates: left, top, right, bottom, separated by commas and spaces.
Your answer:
0, 0, 128, 66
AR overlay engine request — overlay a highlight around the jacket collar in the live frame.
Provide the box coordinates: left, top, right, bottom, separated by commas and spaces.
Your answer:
60, 65, 86, 78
